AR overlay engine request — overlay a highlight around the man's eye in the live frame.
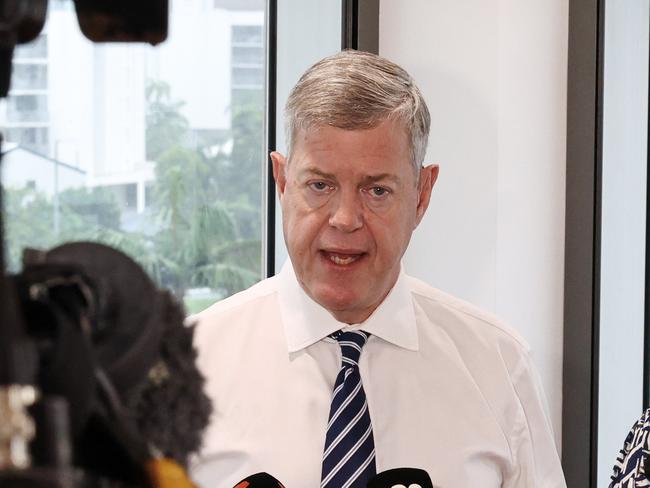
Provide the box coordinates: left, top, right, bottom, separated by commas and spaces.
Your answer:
309, 182, 330, 192
370, 187, 389, 197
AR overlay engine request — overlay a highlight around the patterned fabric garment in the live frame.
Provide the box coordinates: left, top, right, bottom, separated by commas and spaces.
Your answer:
611, 408, 650, 487
321, 330, 376, 488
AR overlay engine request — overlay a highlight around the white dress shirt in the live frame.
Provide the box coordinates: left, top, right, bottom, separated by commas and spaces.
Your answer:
191, 261, 566, 487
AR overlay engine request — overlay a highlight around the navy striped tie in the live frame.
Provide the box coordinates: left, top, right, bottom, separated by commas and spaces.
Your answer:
321, 330, 376, 488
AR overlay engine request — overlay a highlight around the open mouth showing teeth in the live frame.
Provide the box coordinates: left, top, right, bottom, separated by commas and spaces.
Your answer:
324, 252, 364, 266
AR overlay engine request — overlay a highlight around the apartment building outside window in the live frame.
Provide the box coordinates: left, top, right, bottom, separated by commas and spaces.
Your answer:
1, 0, 267, 314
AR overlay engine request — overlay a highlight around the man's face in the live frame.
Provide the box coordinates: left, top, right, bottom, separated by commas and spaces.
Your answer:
271, 119, 438, 324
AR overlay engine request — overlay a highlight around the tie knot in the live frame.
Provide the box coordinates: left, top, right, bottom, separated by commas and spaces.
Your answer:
332, 330, 370, 368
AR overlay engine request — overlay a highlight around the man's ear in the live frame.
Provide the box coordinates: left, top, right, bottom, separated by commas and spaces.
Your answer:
270, 151, 288, 197
414, 164, 439, 227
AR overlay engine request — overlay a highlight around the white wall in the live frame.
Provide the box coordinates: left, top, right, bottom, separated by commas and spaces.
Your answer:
380, 0, 568, 449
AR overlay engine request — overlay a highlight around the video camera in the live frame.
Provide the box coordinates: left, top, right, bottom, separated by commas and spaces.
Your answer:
0, 2, 212, 487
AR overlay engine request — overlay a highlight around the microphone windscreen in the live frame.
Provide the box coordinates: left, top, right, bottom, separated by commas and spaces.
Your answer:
367, 468, 434, 488
233, 472, 286, 488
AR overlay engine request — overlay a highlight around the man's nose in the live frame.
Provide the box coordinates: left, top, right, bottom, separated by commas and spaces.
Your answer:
328, 190, 363, 232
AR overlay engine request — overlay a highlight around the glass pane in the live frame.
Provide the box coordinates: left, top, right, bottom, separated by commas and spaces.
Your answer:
14, 35, 48, 59
597, 1, 649, 486
6, 94, 48, 123
5, 127, 49, 155
232, 67, 264, 87
12, 64, 48, 90
232, 46, 264, 65
1, 0, 267, 315
232, 25, 263, 44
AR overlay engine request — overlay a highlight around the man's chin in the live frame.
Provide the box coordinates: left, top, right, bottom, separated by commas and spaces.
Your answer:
312, 291, 372, 324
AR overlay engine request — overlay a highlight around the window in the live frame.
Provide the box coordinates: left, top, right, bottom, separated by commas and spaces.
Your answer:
7, 95, 48, 122
231, 25, 263, 44
12, 64, 48, 90
2, 0, 267, 315
5, 127, 49, 155
231, 25, 264, 92
232, 46, 264, 65
232, 67, 264, 88
14, 35, 47, 59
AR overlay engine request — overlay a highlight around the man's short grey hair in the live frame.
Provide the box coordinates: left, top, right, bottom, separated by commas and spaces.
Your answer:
284, 50, 431, 175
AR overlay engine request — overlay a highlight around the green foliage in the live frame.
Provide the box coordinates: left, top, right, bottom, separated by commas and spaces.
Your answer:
211, 93, 264, 209
143, 80, 262, 298
146, 80, 190, 161
5, 80, 264, 305
149, 144, 261, 297
59, 186, 121, 229
154, 146, 209, 233
4, 187, 58, 271
3, 185, 124, 271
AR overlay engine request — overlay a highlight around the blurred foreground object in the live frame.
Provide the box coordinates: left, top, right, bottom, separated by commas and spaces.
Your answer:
0, 242, 211, 487
73, 0, 167, 44
0, 0, 167, 96
0, 2, 184, 485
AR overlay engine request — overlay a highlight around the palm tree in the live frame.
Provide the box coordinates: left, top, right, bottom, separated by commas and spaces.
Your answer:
152, 146, 261, 298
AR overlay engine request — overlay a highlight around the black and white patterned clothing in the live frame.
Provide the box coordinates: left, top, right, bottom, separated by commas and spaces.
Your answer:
611, 409, 650, 487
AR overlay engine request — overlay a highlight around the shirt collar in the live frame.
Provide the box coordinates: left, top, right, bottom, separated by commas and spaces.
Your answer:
277, 260, 419, 353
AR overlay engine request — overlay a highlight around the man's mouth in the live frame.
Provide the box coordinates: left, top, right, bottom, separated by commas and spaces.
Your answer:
322, 251, 365, 266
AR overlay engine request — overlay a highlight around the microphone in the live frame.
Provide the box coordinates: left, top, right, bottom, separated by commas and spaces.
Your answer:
367, 468, 434, 488
233, 472, 286, 488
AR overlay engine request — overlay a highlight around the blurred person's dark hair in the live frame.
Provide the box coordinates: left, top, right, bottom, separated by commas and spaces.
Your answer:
3, 242, 211, 487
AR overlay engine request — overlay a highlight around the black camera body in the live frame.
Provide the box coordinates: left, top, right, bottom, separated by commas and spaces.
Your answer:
0, 3, 211, 487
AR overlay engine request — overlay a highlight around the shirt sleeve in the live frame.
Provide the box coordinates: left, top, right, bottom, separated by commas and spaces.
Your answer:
503, 349, 567, 488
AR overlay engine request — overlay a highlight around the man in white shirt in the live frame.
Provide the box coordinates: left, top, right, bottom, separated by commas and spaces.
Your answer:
192, 50, 566, 487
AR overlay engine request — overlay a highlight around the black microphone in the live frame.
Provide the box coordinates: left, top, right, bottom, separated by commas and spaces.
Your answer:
367, 468, 434, 488
232, 472, 286, 488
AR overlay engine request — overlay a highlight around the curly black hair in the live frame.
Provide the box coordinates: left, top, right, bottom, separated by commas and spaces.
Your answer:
127, 290, 212, 468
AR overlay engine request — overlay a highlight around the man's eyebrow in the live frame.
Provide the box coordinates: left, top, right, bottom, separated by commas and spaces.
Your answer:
298, 167, 401, 184
359, 173, 401, 185
297, 167, 337, 179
